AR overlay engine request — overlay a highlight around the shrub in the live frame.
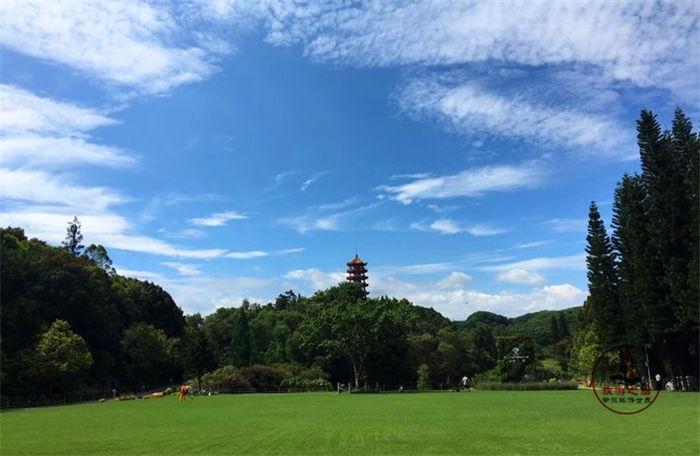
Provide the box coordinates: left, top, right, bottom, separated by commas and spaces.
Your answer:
280, 377, 332, 389
417, 364, 431, 390
475, 382, 578, 391
200, 366, 250, 392
164, 387, 173, 395
238, 365, 285, 390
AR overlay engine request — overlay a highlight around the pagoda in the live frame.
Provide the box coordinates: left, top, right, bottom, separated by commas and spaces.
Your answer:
346, 254, 368, 296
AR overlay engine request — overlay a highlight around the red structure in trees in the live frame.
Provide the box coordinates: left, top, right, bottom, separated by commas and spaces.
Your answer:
346, 254, 368, 296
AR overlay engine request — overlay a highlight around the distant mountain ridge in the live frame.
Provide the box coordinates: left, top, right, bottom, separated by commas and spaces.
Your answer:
455, 307, 580, 346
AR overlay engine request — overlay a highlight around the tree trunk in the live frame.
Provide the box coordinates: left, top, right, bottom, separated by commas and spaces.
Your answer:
351, 357, 359, 388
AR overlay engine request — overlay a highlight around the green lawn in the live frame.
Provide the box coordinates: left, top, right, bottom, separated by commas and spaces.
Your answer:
1, 391, 698, 455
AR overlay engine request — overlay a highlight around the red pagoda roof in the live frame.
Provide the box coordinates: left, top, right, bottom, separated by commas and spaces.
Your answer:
347, 254, 367, 266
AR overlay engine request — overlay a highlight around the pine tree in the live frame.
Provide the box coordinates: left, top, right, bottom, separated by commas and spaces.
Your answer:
637, 110, 674, 342
550, 315, 559, 343
231, 302, 252, 367
557, 312, 569, 339
585, 202, 622, 346
611, 174, 655, 346
670, 109, 699, 332
62, 216, 84, 256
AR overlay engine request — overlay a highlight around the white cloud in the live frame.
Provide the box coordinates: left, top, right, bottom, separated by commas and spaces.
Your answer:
398, 78, 628, 155
161, 262, 202, 276
514, 240, 553, 249
0, 84, 136, 168
429, 218, 461, 235
379, 164, 541, 204
158, 227, 208, 239
370, 275, 586, 319
0, 136, 135, 169
0, 168, 127, 210
412, 218, 506, 236
375, 262, 456, 276
278, 247, 305, 255
391, 172, 432, 180
0, 84, 115, 136
114, 266, 165, 282
256, 1, 699, 104
160, 275, 274, 314
436, 271, 472, 289
482, 254, 586, 273
0, 208, 227, 259
0, 85, 135, 169
189, 210, 248, 226
299, 171, 331, 191
544, 218, 587, 233
223, 248, 304, 259
496, 268, 546, 285
284, 268, 346, 291
465, 224, 506, 237
225, 251, 268, 259
0, 1, 219, 95
279, 200, 380, 233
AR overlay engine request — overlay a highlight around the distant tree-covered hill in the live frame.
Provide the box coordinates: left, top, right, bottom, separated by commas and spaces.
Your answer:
1, 225, 584, 403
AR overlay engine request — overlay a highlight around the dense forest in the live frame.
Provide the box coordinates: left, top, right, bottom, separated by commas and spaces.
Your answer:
1, 109, 697, 403
576, 108, 699, 390
1, 224, 577, 402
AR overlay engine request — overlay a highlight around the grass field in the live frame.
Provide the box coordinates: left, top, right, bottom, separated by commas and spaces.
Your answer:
1, 391, 698, 455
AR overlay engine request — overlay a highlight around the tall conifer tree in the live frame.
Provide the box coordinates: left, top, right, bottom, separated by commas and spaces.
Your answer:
670, 109, 699, 332
611, 174, 654, 346
636, 111, 676, 342
585, 202, 622, 345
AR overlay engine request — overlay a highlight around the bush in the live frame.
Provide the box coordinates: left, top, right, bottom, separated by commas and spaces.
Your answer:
417, 364, 431, 390
164, 387, 173, 395
475, 382, 578, 391
200, 365, 251, 392
280, 377, 331, 389
238, 365, 285, 390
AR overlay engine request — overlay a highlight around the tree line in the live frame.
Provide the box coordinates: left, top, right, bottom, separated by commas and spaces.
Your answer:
1, 224, 575, 402
577, 108, 698, 389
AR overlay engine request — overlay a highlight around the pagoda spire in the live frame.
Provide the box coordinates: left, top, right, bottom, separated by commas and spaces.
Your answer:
346, 254, 368, 297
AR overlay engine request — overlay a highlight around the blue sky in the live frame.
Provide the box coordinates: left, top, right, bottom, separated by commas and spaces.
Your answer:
1, 1, 698, 318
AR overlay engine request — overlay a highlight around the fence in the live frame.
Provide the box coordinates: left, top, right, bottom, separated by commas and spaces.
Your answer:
1, 391, 109, 410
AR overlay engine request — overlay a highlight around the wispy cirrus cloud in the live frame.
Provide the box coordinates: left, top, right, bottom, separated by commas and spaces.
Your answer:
436, 271, 472, 289
161, 262, 202, 277
0, 209, 228, 259
0, 168, 127, 210
544, 218, 587, 233
481, 254, 586, 274
225, 250, 268, 259
300, 171, 332, 191
225, 247, 305, 260
0, 84, 135, 168
496, 268, 546, 285
0, 136, 136, 169
397, 78, 630, 156
0, 84, 115, 135
411, 218, 506, 237
279, 199, 381, 233
379, 164, 542, 204
251, 1, 698, 104
0, 1, 223, 95
514, 240, 553, 249
189, 210, 248, 226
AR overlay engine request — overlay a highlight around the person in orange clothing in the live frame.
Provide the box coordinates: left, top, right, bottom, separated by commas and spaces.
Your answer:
178, 384, 189, 402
